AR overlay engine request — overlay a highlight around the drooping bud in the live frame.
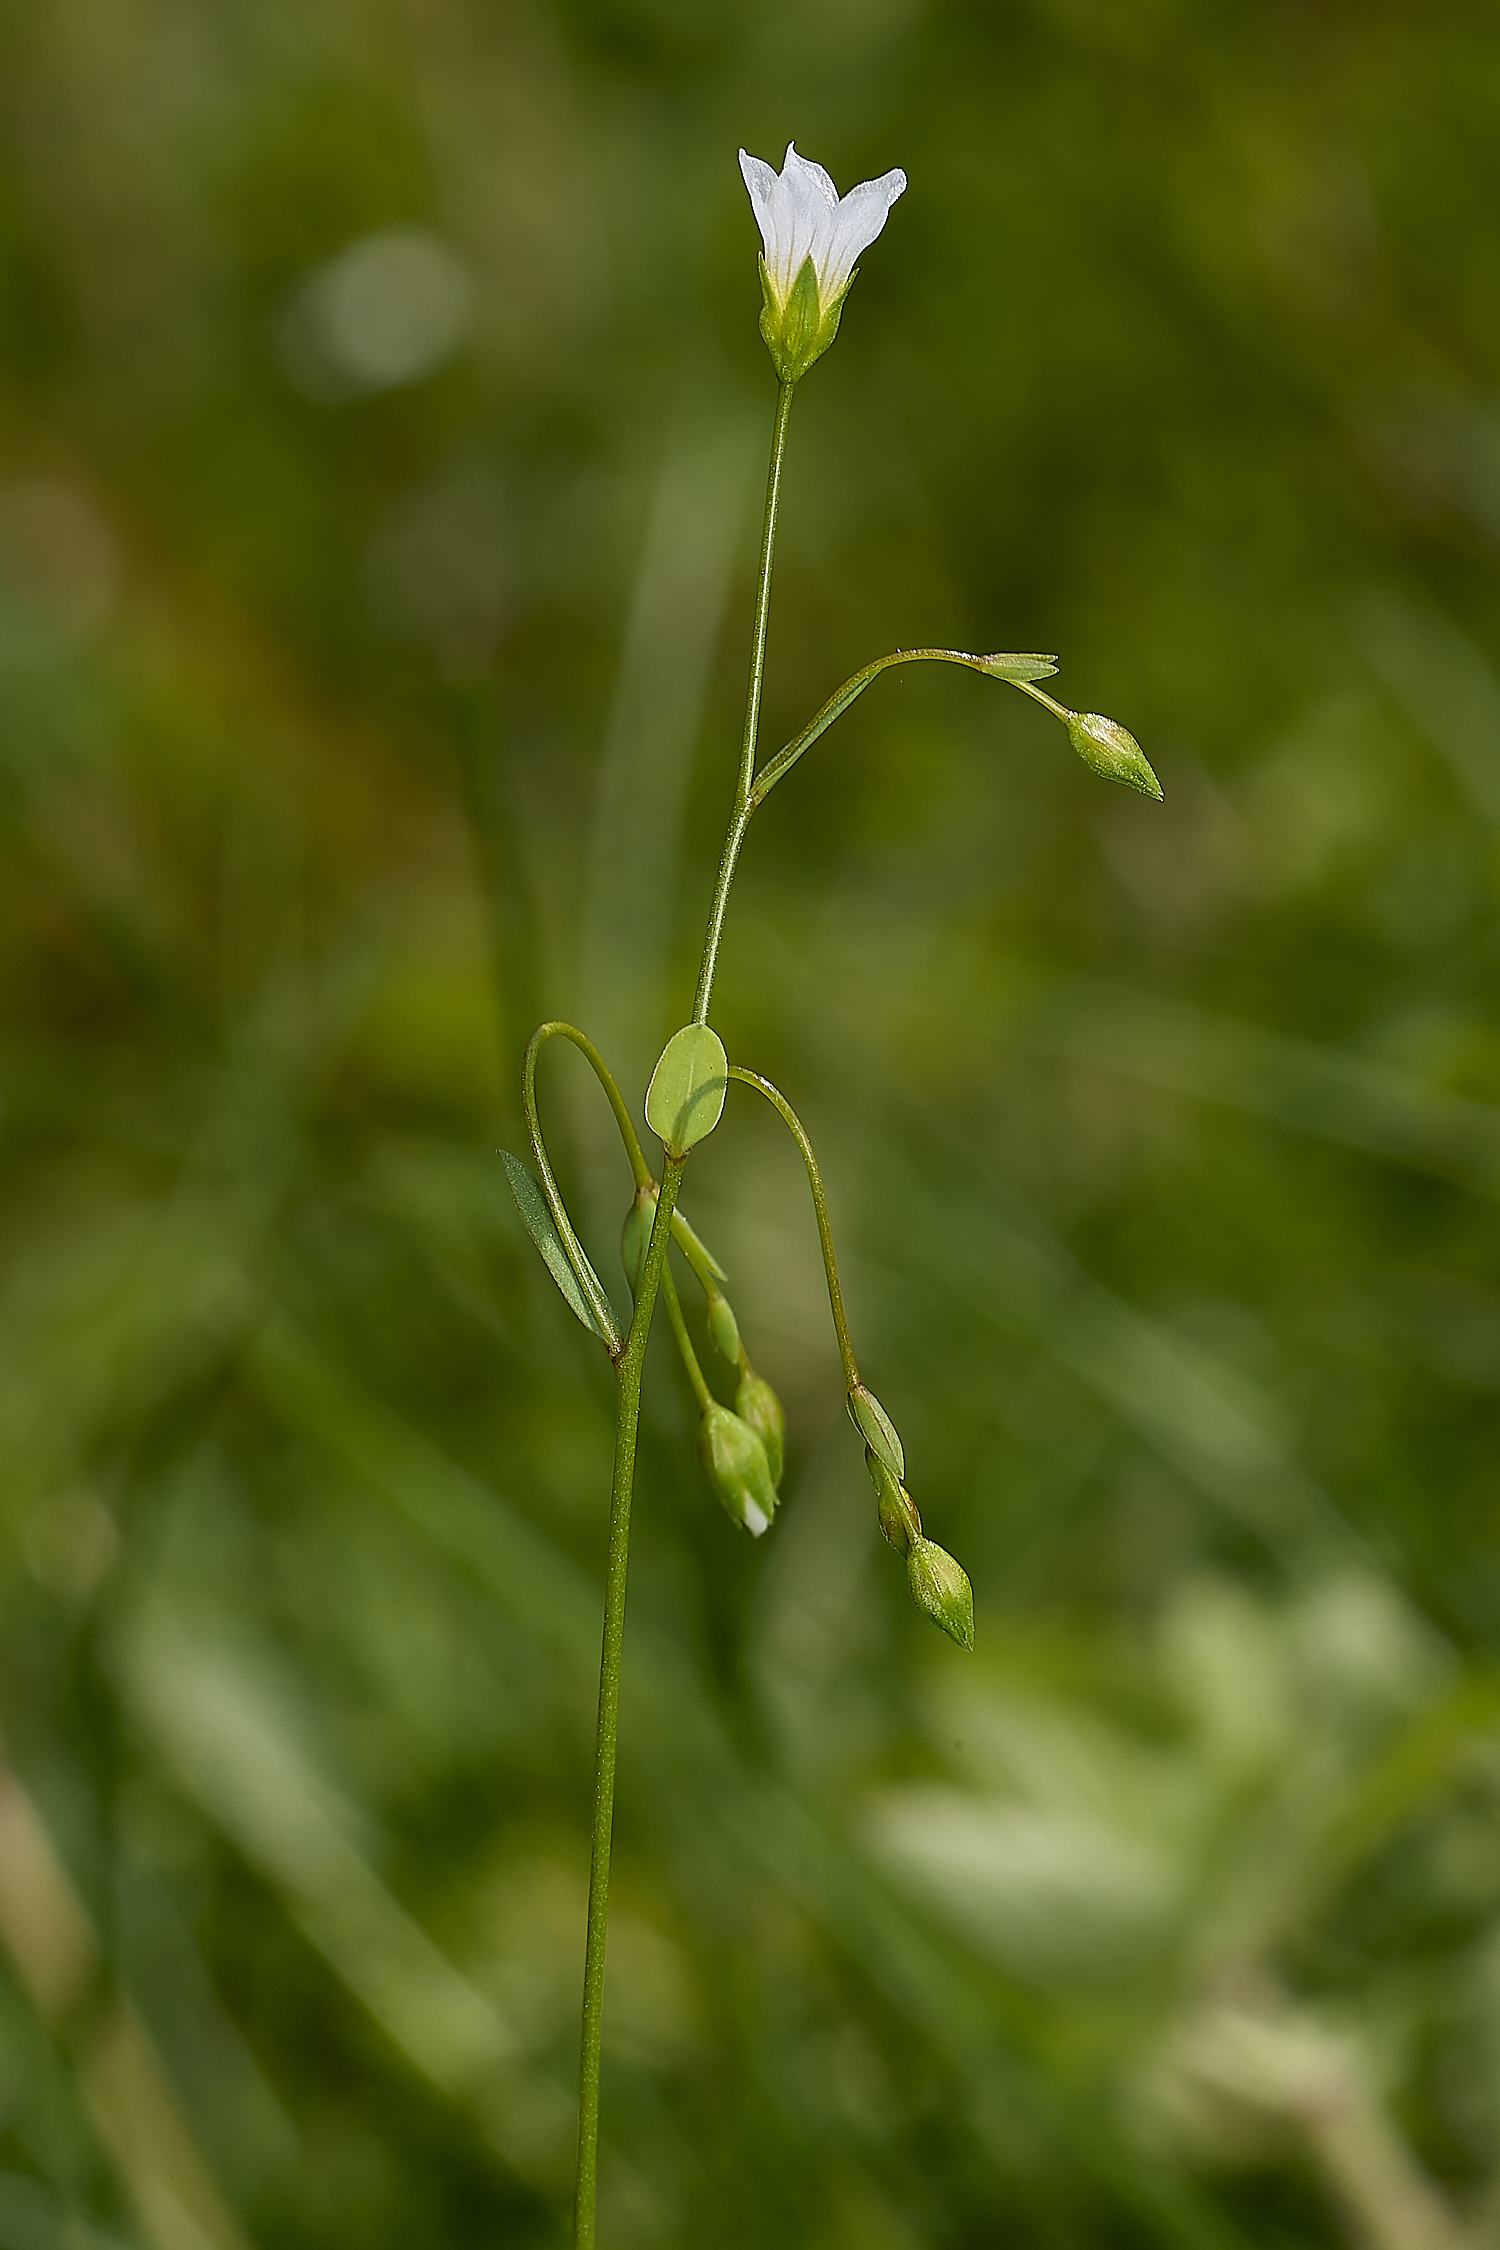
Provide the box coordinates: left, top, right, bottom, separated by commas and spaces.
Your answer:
736, 1371, 786, 1488
697, 1403, 779, 1537
1066, 711, 1162, 801
705, 1285, 742, 1368
620, 1185, 658, 1296
906, 1538, 975, 1652
866, 1448, 920, 1554
847, 1384, 904, 1481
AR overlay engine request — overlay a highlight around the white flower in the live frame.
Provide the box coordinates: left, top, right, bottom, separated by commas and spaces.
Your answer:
738, 142, 906, 381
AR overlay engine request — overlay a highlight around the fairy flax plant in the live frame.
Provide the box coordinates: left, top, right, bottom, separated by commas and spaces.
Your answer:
501, 140, 1163, 2248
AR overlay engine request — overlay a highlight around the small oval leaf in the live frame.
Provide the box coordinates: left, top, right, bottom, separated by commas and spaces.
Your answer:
645, 1024, 728, 1158
501, 1150, 617, 1342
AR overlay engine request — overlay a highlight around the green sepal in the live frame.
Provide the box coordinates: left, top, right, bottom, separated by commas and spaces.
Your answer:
848, 1383, 904, 1480
737, 1371, 786, 1488
758, 254, 854, 385
502, 1151, 617, 1341
1067, 710, 1162, 800
646, 1023, 728, 1158
907, 1538, 975, 1652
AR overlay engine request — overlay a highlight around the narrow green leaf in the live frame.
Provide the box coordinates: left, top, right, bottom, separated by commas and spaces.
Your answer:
646, 1025, 728, 1158
500, 1151, 616, 1340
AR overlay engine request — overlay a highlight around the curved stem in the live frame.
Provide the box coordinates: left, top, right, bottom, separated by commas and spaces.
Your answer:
727, 1065, 859, 1388
692, 379, 796, 1027
526, 1020, 653, 1193
574, 1152, 685, 2249
750, 647, 1057, 807
1012, 676, 1072, 723
660, 1262, 714, 1410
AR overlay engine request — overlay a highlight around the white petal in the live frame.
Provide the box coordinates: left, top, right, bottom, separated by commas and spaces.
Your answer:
737, 150, 781, 267
781, 142, 840, 210
741, 144, 907, 310
816, 167, 907, 300
739, 145, 807, 298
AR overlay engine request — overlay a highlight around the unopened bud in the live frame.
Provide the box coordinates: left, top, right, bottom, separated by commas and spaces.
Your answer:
866, 1449, 920, 1553
620, 1186, 658, 1296
1066, 711, 1162, 801
848, 1383, 904, 1480
697, 1403, 778, 1537
906, 1538, 975, 1652
736, 1371, 786, 1488
705, 1285, 742, 1368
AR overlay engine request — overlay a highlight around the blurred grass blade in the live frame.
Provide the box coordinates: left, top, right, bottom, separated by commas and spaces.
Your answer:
0, 1769, 250, 2250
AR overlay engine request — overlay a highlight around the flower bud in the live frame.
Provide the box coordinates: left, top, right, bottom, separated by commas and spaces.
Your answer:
705, 1285, 742, 1368
697, 1403, 778, 1537
620, 1185, 657, 1296
1066, 711, 1162, 801
866, 1449, 920, 1554
906, 1538, 975, 1652
736, 1371, 786, 1488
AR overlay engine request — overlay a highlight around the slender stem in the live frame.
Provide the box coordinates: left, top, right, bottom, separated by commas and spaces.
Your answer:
692, 379, 796, 1026
727, 1065, 859, 1388
660, 1264, 714, 1409
750, 648, 1059, 807
1013, 676, 1072, 723
574, 1153, 685, 2250
690, 807, 752, 1031
526, 1020, 653, 1197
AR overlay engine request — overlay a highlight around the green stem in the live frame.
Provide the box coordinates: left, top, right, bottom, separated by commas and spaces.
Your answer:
527, 1020, 653, 1198
692, 378, 796, 1027
574, 1152, 685, 2250
727, 1065, 859, 1388
1013, 676, 1072, 723
660, 1263, 714, 1410
750, 647, 1057, 806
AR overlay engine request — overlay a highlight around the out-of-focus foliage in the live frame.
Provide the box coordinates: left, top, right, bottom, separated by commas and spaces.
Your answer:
2, 2, 1500, 2244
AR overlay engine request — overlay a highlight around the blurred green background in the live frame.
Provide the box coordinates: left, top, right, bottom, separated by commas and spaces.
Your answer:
3, 1, 1500, 2244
